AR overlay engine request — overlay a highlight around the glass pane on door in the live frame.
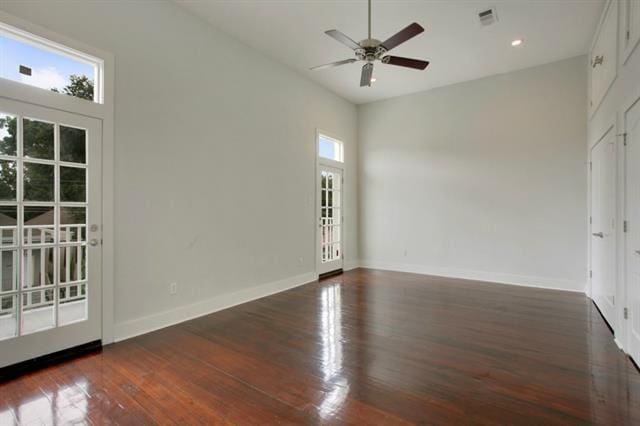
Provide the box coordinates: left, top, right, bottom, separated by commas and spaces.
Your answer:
0, 111, 89, 340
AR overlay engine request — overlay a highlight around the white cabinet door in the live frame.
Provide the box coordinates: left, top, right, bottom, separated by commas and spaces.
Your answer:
589, 0, 618, 117
622, 0, 640, 64
590, 128, 617, 330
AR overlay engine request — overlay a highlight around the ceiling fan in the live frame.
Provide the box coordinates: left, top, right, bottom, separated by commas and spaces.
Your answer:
310, 0, 429, 87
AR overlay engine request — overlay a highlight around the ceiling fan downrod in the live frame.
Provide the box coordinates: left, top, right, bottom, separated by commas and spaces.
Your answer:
368, 0, 372, 41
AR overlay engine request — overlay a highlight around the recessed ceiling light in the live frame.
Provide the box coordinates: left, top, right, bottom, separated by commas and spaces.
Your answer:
511, 39, 523, 47
371, 78, 377, 82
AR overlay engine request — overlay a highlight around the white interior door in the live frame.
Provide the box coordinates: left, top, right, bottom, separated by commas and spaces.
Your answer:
590, 129, 617, 329
317, 165, 343, 275
626, 98, 640, 365
0, 97, 102, 368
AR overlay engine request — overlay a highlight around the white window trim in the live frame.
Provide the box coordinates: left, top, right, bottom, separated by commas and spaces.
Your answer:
0, 10, 116, 344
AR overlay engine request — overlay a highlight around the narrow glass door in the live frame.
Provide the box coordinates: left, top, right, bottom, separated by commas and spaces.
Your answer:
0, 97, 102, 368
318, 165, 343, 274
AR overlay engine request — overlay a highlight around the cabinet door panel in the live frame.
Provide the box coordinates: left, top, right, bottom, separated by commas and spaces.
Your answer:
589, 0, 618, 116
623, 0, 640, 64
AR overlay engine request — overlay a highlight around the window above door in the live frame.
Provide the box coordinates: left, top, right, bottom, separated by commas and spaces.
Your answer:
0, 22, 103, 103
318, 133, 344, 163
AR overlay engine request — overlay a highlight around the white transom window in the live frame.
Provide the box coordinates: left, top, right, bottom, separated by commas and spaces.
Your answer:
0, 22, 103, 103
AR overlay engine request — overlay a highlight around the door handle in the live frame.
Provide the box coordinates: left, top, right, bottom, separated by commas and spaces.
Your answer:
592, 232, 604, 238
636, 250, 640, 256
89, 238, 99, 246
591, 55, 604, 68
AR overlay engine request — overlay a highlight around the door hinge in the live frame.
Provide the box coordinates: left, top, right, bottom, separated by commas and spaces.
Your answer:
627, 30, 631, 41
589, 216, 592, 225
589, 161, 592, 171
624, 220, 629, 233
624, 307, 628, 320
589, 270, 593, 278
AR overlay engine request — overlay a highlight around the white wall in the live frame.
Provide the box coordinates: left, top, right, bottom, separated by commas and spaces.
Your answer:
587, 0, 640, 349
0, 1, 358, 340
358, 56, 588, 291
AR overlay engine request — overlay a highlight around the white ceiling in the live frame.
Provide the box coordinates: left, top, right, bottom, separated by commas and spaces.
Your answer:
177, 0, 604, 104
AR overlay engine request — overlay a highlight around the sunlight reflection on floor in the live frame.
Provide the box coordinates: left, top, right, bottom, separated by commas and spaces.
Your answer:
0, 378, 90, 425
319, 283, 350, 419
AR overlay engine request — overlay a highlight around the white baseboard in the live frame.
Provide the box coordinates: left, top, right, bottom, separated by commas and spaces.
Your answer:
113, 272, 318, 342
359, 260, 586, 293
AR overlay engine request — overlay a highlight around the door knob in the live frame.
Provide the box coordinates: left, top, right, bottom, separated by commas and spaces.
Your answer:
89, 238, 99, 246
636, 250, 640, 256
592, 232, 604, 238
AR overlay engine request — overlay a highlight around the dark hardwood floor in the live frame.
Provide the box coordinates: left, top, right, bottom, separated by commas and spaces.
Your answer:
1, 268, 639, 425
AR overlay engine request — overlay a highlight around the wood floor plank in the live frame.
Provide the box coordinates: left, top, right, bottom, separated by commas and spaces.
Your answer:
1, 268, 639, 424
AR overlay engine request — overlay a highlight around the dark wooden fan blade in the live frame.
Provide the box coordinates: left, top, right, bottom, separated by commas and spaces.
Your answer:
325, 29, 361, 51
310, 58, 358, 70
382, 56, 429, 70
381, 23, 424, 51
360, 63, 374, 87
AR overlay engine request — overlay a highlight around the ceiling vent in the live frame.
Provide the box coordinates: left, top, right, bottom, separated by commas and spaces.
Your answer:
478, 8, 498, 26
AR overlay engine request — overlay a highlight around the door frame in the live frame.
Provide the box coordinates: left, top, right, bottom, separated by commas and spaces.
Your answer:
0, 11, 115, 344
315, 129, 346, 276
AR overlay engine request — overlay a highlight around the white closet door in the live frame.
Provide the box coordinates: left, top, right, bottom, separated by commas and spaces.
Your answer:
626, 98, 640, 365
590, 129, 616, 329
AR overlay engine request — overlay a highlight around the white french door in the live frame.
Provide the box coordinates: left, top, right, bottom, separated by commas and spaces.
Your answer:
0, 97, 102, 368
317, 165, 343, 275
626, 97, 640, 365
590, 129, 617, 329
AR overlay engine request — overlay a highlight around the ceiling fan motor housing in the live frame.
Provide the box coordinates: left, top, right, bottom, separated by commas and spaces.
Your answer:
357, 39, 387, 62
